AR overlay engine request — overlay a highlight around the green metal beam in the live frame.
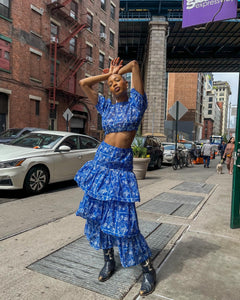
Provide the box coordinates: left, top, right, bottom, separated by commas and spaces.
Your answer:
230, 74, 240, 228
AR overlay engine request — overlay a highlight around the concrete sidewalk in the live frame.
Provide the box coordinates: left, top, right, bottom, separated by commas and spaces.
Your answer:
0, 163, 239, 300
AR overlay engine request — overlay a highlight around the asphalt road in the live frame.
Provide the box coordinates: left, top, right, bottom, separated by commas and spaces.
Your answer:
0, 159, 219, 241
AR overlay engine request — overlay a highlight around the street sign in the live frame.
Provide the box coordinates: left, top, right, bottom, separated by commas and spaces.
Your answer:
63, 108, 73, 121
168, 101, 188, 120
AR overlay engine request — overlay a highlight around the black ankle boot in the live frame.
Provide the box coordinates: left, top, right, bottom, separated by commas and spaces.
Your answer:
98, 248, 115, 282
139, 258, 156, 296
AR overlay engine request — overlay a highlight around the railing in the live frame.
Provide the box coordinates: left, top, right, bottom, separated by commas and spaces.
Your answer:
119, 11, 151, 21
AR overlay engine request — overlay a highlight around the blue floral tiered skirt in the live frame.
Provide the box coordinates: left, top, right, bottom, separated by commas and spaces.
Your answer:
74, 141, 151, 267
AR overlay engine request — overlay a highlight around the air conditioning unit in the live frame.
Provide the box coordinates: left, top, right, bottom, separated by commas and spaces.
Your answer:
51, 36, 58, 43
86, 56, 93, 63
100, 33, 106, 40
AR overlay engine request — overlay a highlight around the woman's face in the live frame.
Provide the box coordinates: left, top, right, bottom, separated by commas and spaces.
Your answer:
107, 74, 128, 97
230, 137, 235, 143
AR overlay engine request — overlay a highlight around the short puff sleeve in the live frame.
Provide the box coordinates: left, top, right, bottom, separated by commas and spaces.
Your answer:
129, 88, 148, 113
95, 94, 112, 115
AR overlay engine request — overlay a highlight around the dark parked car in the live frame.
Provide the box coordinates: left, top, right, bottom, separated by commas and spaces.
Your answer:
0, 128, 44, 144
132, 135, 163, 169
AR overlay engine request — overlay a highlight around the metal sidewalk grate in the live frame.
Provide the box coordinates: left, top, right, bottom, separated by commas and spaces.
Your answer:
28, 220, 180, 300
172, 182, 215, 194
138, 192, 204, 217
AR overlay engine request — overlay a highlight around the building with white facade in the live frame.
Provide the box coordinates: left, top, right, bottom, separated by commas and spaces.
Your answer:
202, 74, 221, 139
213, 81, 232, 136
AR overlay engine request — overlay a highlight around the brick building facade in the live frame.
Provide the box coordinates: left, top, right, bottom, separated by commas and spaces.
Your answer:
0, 0, 119, 140
165, 73, 204, 141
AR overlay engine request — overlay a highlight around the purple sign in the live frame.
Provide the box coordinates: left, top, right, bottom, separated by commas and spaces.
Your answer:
182, 0, 237, 28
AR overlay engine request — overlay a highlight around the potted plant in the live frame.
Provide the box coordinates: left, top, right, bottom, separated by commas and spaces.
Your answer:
132, 137, 150, 180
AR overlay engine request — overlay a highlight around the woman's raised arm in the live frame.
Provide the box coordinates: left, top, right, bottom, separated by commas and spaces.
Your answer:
118, 60, 144, 95
79, 73, 110, 106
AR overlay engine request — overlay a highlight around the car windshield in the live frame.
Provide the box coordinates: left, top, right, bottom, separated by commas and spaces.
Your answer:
9, 133, 63, 149
0, 128, 21, 138
164, 145, 175, 150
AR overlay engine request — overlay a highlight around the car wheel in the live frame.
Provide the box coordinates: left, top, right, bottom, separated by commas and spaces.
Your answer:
24, 166, 49, 195
156, 157, 162, 169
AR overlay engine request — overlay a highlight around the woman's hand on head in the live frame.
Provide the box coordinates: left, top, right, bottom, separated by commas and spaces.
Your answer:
109, 57, 123, 75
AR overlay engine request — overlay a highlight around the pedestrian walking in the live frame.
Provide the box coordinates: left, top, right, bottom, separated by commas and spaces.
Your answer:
74, 57, 156, 296
218, 141, 226, 162
223, 137, 235, 175
201, 141, 212, 168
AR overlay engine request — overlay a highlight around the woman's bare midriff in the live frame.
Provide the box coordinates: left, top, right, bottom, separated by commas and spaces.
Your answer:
104, 131, 136, 148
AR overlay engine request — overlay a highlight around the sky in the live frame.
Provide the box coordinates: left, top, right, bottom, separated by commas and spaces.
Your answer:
212, 73, 239, 106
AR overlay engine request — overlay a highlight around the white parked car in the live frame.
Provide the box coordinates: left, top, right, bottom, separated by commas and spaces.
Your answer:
162, 142, 188, 164
0, 130, 100, 194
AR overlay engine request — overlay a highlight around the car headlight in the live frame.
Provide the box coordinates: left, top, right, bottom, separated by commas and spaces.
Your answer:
0, 158, 26, 168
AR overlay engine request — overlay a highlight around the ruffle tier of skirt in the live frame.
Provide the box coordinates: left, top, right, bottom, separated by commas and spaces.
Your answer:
85, 218, 152, 267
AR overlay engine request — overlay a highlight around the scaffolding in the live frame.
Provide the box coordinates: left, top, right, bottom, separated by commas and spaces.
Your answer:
46, 0, 88, 109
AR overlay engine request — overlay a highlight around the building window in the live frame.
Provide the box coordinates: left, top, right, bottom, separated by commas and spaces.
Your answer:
50, 22, 58, 42
209, 97, 213, 102
0, 38, 10, 70
0, 0, 10, 18
70, 1, 78, 19
35, 101, 40, 116
87, 12, 93, 31
208, 103, 212, 108
99, 53, 104, 69
100, 23, 106, 40
101, 0, 106, 10
108, 58, 112, 68
99, 82, 104, 94
86, 44, 93, 62
110, 31, 114, 47
208, 110, 212, 114
69, 38, 76, 54
100, 23, 105, 34
110, 3, 115, 19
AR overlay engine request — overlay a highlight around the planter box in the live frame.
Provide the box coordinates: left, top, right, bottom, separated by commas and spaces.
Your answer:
133, 157, 150, 180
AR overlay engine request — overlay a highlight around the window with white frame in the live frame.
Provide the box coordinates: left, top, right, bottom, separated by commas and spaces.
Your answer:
87, 12, 93, 31
69, 38, 76, 54
100, 23, 105, 34
99, 53, 104, 69
101, 0, 106, 10
70, 1, 78, 19
110, 31, 114, 47
86, 44, 92, 57
110, 3, 115, 19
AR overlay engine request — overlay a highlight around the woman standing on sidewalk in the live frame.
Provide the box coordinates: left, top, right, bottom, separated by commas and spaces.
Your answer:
223, 137, 235, 175
74, 58, 156, 296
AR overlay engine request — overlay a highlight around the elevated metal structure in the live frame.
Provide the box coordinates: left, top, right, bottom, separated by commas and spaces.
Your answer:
119, 0, 240, 72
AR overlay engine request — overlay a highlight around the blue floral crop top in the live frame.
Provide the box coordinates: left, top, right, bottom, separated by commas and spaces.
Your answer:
96, 88, 148, 134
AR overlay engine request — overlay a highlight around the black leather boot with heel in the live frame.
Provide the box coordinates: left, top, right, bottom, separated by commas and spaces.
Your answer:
98, 248, 115, 282
139, 258, 156, 296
